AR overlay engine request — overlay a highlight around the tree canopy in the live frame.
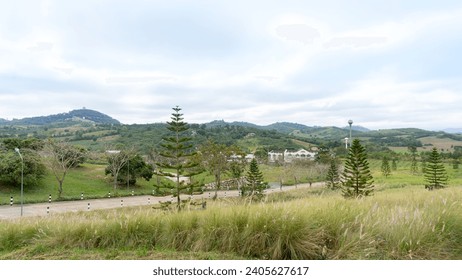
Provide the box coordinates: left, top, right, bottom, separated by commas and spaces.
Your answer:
341, 139, 374, 198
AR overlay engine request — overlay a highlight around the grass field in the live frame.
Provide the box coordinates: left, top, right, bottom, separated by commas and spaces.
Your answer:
1, 158, 461, 205
1, 184, 461, 260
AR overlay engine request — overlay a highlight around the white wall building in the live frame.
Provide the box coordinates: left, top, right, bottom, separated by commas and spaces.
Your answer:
268, 149, 317, 163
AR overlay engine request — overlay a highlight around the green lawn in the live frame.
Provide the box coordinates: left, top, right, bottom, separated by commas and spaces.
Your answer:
1, 159, 461, 205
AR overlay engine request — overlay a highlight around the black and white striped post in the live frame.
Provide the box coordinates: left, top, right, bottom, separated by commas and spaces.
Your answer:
148, 197, 151, 204
121, 199, 123, 207
224, 191, 227, 198
208, 192, 211, 199
87, 202, 90, 210
81, 193, 84, 200
47, 206, 50, 215
10, 196, 13, 206
131, 190, 134, 196
48, 194, 51, 203
108, 192, 111, 198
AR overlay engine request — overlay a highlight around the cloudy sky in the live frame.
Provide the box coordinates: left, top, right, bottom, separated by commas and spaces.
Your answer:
1, 0, 462, 130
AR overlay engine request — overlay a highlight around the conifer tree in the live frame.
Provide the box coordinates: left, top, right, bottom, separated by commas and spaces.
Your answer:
408, 146, 418, 174
155, 106, 201, 210
243, 158, 268, 198
392, 157, 398, 171
381, 156, 391, 177
326, 157, 341, 190
341, 139, 374, 198
424, 147, 448, 190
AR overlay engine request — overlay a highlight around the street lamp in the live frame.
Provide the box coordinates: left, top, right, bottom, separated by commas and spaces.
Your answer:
348, 120, 353, 147
14, 148, 24, 217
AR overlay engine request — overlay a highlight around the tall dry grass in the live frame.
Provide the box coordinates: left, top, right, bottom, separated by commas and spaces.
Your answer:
1, 185, 461, 259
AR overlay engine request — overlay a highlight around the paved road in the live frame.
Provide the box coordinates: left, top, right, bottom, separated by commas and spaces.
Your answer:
0, 183, 323, 220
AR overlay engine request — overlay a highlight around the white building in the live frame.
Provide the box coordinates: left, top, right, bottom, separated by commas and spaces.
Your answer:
268, 149, 317, 163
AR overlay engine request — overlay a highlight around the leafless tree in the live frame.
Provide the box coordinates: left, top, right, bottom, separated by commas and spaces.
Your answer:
42, 139, 86, 198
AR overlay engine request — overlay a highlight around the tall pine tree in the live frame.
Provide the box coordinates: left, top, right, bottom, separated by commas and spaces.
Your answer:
243, 158, 268, 198
424, 147, 448, 190
341, 139, 374, 198
156, 106, 201, 210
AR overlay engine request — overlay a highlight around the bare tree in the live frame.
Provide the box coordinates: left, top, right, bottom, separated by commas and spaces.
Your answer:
42, 139, 86, 198
199, 140, 233, 199
105, 148, 132, 190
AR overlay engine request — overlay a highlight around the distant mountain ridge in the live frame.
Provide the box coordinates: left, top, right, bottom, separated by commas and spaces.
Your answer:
1, 109, 120, 125
204, 120, 368, 134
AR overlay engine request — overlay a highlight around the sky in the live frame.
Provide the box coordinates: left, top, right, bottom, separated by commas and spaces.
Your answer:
1, 0, 462, 131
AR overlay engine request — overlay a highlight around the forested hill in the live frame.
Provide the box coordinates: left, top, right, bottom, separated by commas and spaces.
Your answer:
3, 109, 120, 125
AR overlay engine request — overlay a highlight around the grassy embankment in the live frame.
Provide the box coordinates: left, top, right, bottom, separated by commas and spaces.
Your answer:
0, 161, 325, 205
0, 183, 461, 260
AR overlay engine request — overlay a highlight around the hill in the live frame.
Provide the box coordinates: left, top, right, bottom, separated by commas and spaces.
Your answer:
2, 110, 462, 154
2, 108, 120, 125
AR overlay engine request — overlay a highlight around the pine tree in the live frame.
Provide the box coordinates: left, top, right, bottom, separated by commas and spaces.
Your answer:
341, 139, 374, 198
453, 159, 460, 170
392, 157, 398, 171
408, 146, 418, 174
326, 157, 341, 190
156, 106, 201, 210
424, 147, 448, 190
243, 158, 268, 198
381, 156, 391, 177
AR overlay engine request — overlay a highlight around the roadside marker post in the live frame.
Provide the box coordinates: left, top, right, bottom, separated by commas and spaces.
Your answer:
81, 193, 84, 200
121, 199, 123, 207
87, 203, 90, 210
48, 194, 51, 203
10, 196, 13, 206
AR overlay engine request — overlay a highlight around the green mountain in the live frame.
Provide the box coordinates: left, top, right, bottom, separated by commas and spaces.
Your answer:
2, 110, 462, 155
3, 109, 120, 125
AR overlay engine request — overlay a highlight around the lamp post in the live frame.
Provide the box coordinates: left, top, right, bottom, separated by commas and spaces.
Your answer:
14, 148, 24, 217
348, 120, 353, 147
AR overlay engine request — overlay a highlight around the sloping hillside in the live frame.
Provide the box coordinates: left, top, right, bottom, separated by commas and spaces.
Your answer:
3, 109, 120, 125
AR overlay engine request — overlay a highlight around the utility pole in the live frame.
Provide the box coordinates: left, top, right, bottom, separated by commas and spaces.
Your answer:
348, 120, 353, 148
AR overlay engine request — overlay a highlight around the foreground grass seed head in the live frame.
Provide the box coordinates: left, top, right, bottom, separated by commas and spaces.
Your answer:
1, 185, 461, 260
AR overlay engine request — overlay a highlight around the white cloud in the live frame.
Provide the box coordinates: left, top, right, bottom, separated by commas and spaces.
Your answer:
1, 1, 462, 130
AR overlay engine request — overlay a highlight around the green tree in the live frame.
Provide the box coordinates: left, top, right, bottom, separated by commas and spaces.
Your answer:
453, 159, 459, 169
116, 154, 154, 186
228, 146, 247, 190
325, 157, 341, 190
242, 158, 268, 198
392, 157, 398, 171
155, 106, 201, 210
41, 139, 87, 198
408, 146, 418, 174
424, 147, 448, 190
341, 139, 374, 198
0, 148, 46, 188
381, 156, 391, 177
